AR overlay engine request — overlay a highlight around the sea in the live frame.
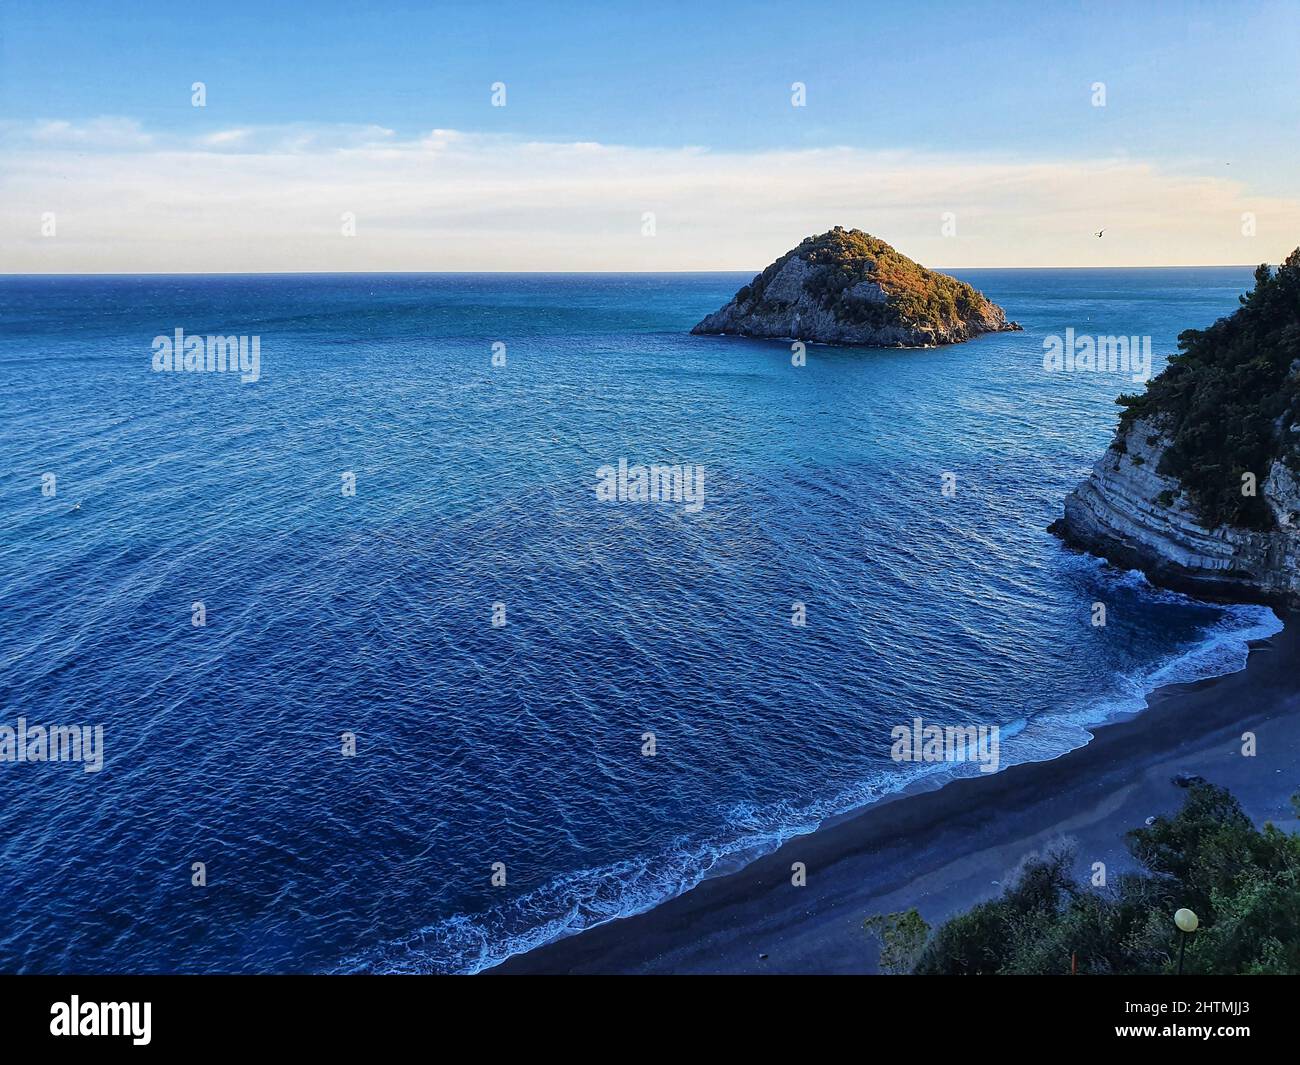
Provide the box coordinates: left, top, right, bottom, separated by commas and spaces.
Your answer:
0, 267, 1280, 973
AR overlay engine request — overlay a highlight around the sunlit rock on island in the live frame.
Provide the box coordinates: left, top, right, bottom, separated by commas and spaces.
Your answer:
691, 227, 1021, 347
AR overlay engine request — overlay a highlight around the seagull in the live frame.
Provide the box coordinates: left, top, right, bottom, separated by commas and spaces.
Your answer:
1095, 228, 1105, 238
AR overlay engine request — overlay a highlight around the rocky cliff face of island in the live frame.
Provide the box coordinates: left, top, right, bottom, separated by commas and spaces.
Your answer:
691, 227, 1020, 347
1052, 250, 1300, 605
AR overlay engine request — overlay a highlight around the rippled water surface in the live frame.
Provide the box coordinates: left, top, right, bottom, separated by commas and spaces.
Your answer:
0, 268, 1278, 973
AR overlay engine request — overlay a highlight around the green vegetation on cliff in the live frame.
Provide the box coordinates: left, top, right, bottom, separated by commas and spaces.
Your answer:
866, 781, 1300, 975
1116, 249, 1300, 530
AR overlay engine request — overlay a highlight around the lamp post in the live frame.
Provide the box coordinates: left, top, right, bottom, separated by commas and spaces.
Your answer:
1174, 908, 1198, 975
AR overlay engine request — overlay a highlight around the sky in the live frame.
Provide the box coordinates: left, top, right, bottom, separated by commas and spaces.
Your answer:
2, 0, 1298, 272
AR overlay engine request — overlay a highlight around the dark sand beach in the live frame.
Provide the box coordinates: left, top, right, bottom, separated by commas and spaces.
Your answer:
491, 614, 1300, 974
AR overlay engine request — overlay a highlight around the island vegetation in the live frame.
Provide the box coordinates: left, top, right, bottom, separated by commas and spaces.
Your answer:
692, 227, 1019, 347
1116, 249, 1300, 530
739, 228, 990, 331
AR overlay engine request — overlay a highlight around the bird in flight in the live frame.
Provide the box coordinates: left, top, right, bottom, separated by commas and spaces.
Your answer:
1095, 228, 1105, 238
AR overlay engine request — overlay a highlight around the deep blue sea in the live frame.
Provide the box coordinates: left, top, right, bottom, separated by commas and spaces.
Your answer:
0, 268, 1280, 974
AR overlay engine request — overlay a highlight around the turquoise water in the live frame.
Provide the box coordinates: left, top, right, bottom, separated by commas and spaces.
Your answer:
0, 268, 1279, 973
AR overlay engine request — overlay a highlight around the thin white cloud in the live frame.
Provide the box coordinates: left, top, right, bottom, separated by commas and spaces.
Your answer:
199, 129, 252, 147
1, 119, 1295, 271
23, 116, 154, 149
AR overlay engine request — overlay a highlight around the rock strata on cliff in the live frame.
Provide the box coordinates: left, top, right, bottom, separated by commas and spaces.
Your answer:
1053, 249, 1300, 605
691, 227, 1020, 347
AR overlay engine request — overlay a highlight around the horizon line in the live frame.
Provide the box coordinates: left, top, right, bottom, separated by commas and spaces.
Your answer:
0, 263, 1271, 278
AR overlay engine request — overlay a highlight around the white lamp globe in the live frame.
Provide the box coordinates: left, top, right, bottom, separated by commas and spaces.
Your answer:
1175, 908, 1199, 933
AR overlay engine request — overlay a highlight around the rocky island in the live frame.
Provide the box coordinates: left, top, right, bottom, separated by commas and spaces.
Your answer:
1053, 249, 1300, 605
691, 227, 1020, 347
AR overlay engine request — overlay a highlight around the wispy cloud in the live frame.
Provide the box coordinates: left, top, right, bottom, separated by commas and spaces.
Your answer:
2, 118, 1296, 272
24, 117, 155, 149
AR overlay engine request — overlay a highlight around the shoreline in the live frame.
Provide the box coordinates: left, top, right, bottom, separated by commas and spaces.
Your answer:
489, 612, 1300, 975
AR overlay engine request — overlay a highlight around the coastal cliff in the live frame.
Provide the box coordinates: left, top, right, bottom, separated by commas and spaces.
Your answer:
691, 227, 1020, 347
1053, 250, 1300, 605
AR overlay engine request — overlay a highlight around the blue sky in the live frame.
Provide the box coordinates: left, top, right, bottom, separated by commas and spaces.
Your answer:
3, 1, 1299, 270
